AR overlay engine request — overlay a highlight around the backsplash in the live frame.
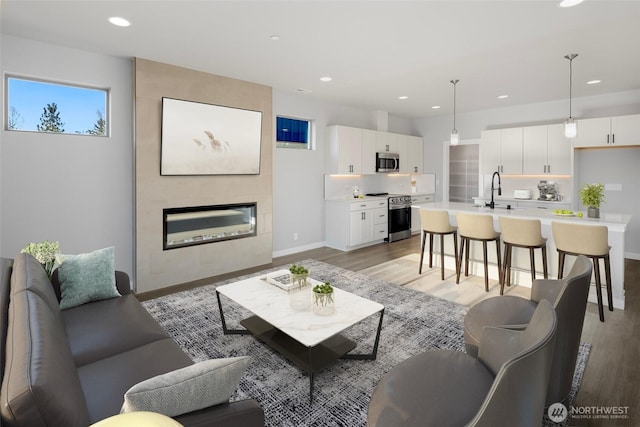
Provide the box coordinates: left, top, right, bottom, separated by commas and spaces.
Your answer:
480, 175, 572, 202
324, 173, 436, 199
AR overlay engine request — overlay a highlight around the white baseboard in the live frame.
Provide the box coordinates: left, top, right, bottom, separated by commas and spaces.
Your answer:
272, 242, 326, 258
625, 252, 640, 261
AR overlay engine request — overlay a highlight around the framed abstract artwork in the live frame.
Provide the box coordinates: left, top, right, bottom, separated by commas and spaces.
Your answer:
161, 97, 262, 175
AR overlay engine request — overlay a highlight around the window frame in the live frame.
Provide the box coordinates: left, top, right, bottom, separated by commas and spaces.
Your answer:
276, 115, 314, 150
4, 74, 111, 137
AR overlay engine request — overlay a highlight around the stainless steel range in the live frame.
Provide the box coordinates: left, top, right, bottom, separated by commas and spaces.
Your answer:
365, 193, 412, 242
387, 194, 412, 242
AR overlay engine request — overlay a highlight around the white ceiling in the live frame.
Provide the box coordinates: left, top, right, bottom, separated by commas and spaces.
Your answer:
2, 0, 639, 119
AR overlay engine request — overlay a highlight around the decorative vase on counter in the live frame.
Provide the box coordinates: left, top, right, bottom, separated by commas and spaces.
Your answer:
289, 273, 311, 311
588, 207, 600, 219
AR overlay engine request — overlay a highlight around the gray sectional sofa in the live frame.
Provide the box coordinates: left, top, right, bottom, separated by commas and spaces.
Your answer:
0, 254, 264, 426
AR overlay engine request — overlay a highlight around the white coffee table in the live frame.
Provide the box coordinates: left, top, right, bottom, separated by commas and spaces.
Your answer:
215, 275, 385, 402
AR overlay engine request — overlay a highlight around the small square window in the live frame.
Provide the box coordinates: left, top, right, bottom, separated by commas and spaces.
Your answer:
277, 116, 312, 149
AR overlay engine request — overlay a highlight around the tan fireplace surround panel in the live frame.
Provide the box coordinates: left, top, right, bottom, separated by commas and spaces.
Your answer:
134, 58, 273, 293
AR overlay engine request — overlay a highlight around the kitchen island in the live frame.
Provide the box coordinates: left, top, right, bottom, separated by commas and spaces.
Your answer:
413, 201, 631, 310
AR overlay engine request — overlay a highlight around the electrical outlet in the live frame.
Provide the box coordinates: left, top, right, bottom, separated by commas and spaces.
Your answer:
293, 232, 298, 241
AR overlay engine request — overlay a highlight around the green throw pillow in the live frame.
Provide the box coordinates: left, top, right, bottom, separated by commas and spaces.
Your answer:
121, 357, 251, 417
56, 246, 120, 310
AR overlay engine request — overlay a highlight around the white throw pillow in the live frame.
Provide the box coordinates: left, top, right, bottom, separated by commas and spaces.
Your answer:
121, 357, 251, 417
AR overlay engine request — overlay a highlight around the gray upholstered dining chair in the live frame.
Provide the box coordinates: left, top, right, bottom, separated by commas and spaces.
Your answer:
463, 255, 592, 406
368, 300, 557, 427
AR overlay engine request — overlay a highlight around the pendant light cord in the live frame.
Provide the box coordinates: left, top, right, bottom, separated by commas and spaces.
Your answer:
569, 57, 573, 119
451, 79, 459, 131
565, 54, 578, 119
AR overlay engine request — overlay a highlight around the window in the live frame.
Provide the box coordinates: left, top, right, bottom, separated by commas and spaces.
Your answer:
5, 76, 109, 136
276, 116, 312, 149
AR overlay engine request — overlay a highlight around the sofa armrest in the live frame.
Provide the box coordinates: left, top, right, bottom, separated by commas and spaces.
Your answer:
174, 400, 264, 427
115, 271, 132, 295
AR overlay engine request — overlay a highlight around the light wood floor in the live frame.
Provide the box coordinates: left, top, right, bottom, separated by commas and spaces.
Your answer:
140, 234, 640, 426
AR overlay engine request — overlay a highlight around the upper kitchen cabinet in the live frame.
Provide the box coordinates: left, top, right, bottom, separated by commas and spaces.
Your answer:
326, 125, 363, 174
480, 128, 523, 174
405, 135, 424, 173
523, 124, 572, 175
574, 114, 640, 147
376, 131, 398, 153
361, 129, 377, 174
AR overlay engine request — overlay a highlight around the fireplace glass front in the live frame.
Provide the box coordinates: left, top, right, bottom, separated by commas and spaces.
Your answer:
163, 203, 257, 250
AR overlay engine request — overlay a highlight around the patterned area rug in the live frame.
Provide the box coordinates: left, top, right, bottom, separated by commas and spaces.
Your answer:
142, 259, 590, 427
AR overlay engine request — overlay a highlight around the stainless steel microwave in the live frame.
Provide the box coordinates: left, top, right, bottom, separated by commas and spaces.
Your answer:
376, 152, 399, 173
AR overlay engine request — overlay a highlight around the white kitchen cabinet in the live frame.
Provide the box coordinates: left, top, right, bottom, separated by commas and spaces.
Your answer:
361, 129, 377, 174
480, 128, 523, 174
325, 198, 388, 251
610, 114, 640, 146
406, 135, 424, 173
411, 194, 435, 234
376, 131, 397, 153
325, 125, 363, 174
395, 134, 409, 173
523, 124, 572, 175
574, 114, 640, 147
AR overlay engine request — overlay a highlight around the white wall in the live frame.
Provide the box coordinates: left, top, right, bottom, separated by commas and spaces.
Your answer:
413, 89, 640, 257
272, 90, 416, 256
0, 35, 134, 275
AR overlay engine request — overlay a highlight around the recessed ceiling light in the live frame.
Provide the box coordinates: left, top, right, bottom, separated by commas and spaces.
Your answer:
498, 95, 509, 99
559, 0, 584, 8
398, 96, 408, 100
587, 80, 601, 85
108, 16, 131, 27
269, 35, 280, 41
320, 76, 332, 82
431, 105, 441, 109
295, 88, 312, 94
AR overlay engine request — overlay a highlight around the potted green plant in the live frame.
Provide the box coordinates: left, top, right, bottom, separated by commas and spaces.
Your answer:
579, 183, 605, 218
289, 264, 310, 311
21, 241, 60, 279
312, 282, 335, 316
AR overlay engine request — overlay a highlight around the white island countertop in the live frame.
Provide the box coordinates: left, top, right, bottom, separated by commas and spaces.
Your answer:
412, 201, 631, 310
412, 201, 631, 232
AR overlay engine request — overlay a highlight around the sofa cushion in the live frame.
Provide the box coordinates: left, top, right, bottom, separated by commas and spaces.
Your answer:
56, 246, 121, 309
1, 289, 91, 427
122, 357, 251, 417
62, 294, 171, 366
77, 338, 194, 423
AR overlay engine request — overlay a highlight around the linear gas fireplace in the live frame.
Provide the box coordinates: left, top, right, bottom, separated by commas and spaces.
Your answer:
163, 203, 257, 250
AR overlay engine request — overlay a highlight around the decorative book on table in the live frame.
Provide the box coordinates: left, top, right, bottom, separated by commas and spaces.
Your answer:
263, 269, 321, 291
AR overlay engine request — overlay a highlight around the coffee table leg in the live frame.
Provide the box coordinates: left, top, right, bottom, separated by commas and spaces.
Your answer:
309, 373, 315, 404
341, 308, 384, 360
216, 290, 250, 335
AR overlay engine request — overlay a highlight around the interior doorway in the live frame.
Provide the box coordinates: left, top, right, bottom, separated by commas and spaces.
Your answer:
448, 143, 479, 203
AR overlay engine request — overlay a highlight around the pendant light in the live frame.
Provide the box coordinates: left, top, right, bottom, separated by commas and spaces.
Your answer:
564, 54, 578, 138
450, 79, 459, 145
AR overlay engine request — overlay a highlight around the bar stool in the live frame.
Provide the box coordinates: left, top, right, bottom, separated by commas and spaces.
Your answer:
499, 216, 548, 295
456, 213, 502, 292
551, 221, 612, 322
418, 209, 458, 280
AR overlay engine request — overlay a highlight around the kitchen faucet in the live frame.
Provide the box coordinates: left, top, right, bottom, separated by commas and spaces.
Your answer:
486, 171, 502, 209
